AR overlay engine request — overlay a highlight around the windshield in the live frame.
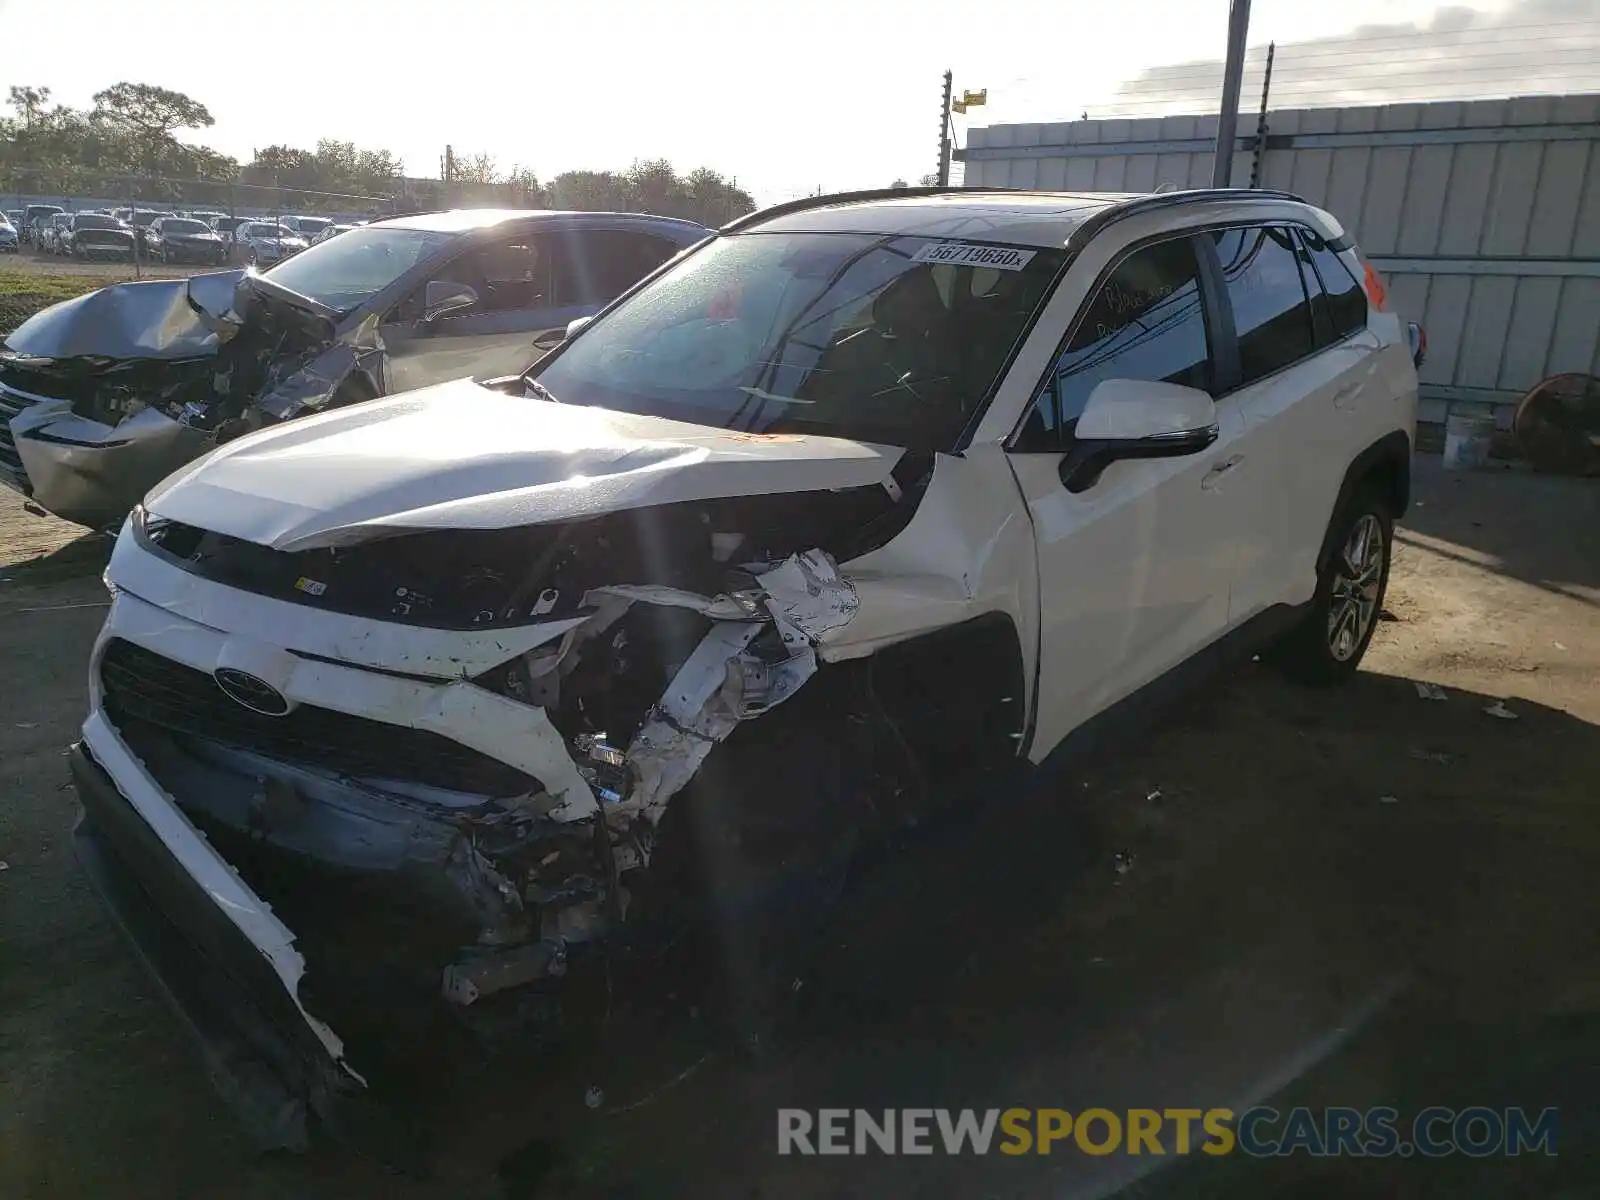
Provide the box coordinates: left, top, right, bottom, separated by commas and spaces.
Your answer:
531, 231, 1064, 451
295, 217, 332, 233
248, 224, 292, 239
163, 219, 209, 234
133, 211, 169, 225
261, 225, 459, 312
74, 215, 121, 230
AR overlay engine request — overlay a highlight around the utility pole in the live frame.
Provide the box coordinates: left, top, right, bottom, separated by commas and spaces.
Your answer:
937, 70, 953, 186
1211, 0, 1252, 188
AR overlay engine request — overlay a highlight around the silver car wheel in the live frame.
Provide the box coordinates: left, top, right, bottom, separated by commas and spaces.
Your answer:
1327, 513, 1384, 662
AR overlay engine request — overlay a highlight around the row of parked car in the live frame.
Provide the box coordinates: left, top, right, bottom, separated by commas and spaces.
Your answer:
3, 204, 365, 265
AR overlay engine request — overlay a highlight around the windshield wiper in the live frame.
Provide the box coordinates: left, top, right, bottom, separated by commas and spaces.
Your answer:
524, 377, 560, 404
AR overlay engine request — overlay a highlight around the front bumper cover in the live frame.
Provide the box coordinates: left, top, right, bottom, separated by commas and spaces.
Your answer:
4, 397, 209, 528
68, 740, 424, 1161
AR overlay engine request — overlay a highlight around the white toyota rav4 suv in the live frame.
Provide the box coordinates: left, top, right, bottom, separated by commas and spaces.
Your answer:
71, 187, 1419, 1151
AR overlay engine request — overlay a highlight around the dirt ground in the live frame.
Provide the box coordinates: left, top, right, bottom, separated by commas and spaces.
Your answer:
3, 246, 198, 281
0, 457, 1597, 1199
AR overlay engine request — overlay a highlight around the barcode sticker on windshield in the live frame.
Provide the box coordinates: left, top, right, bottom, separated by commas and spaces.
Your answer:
911, 242, 1037, 270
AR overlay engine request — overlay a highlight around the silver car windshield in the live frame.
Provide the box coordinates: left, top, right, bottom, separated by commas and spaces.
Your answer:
261, 226, 458, 313
532, 230, 1065, 451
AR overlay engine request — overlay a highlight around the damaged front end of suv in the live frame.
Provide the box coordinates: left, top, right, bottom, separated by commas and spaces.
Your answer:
72, 217, 1064, 1156
0, 270, 376, 529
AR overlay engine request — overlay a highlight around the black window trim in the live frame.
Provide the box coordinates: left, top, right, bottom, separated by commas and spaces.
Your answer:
1004, 228, 1227, 453
1294, 224, 1370, 348
1003, 213, 1369, 452
1202, 218, 1360, 401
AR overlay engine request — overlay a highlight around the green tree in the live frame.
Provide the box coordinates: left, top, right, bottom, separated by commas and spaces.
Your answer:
679, 166, 756, 225
625, 158, 687, 216
91, 82, 213, 142
549, 169, 632, 212
7, 86, 51, 128
454, 152, 501, 186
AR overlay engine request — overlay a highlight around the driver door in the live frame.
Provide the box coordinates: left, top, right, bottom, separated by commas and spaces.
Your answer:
1006, 233, 1250, 756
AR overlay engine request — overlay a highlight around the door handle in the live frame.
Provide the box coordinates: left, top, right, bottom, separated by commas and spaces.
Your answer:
1200, 455, 1243, 490
1333, 382, 1363, 409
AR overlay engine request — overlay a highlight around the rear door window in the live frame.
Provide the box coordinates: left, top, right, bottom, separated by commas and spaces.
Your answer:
1212, 225, 1317, 387
1296, 226, 1368, 344
548, 230, 682, 308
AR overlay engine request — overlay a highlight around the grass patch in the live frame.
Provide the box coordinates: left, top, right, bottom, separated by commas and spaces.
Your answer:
0, 268, 109, 334
0, 268, 103, 303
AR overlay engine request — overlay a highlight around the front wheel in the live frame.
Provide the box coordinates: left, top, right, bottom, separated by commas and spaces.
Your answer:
1275, 487, 1393, 684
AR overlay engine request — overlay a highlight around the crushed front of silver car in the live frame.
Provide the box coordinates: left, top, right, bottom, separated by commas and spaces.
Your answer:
0, 269, 374, 527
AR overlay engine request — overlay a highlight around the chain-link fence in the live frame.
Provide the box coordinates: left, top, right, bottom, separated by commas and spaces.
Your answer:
0, 171, 407, 333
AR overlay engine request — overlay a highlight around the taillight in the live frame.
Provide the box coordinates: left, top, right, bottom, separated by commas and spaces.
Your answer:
1406, 321, 1426, 369
1362, 262, 1389, 312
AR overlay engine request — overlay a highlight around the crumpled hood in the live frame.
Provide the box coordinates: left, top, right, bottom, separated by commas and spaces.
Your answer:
145, 378, 906, 551
0, 269, 328, 362
3, 275, 227, 360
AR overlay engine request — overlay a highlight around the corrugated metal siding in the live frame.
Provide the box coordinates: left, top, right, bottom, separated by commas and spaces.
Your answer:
961, 94, 1600, 419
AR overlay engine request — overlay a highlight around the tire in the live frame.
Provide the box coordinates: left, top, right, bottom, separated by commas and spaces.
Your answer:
328, 375, 377, 409
1275, 485, 1393, 685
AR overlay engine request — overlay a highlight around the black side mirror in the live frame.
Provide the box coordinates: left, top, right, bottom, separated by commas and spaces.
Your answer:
1060, 424, 1219, 493
423, 281, 479, 323
1057, 379, 1222, 493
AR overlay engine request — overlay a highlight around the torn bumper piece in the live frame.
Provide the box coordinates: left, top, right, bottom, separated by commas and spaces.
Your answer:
68, 742, 392, 1157
8, 399, 210, 529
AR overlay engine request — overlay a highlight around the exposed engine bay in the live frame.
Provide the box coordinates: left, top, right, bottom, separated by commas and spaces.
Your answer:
3, 269, 342, 435
100, 464, 1025, 1067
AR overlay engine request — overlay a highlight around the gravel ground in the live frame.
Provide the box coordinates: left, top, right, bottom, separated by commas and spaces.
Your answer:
0, 457, 1596, 1199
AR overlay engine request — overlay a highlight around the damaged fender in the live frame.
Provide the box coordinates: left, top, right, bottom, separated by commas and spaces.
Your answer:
1, 270, 377, 527
552, 549, 861, 827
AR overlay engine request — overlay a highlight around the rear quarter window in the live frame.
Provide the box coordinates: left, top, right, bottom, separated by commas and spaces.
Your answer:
1298, 226, 1368, 342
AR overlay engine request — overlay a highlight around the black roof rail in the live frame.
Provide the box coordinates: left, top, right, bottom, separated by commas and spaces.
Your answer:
722, 184, 1314, 240
1064, 187, 1313, 251
720, 185, 1024, 234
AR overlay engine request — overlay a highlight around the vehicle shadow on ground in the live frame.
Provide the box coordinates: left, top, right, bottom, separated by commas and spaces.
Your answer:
404, 667, 1600, 1199
6, 665, 1596, 1199
1401, 458, 1600, 601
0, 528, 111, 588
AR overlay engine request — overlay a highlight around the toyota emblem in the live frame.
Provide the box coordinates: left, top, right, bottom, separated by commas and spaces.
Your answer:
213, 667, 291, 716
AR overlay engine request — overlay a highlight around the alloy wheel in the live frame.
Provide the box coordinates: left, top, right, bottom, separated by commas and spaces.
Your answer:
1327, 513, 1384, 661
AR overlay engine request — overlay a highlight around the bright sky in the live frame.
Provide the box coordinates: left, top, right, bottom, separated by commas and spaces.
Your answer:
0, 0, 1520, 206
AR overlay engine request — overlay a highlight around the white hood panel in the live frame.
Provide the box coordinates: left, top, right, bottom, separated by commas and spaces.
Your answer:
145, 379, 904, 550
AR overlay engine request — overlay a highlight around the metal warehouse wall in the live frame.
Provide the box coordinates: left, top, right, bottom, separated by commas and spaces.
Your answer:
960, 95, 1600, 423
